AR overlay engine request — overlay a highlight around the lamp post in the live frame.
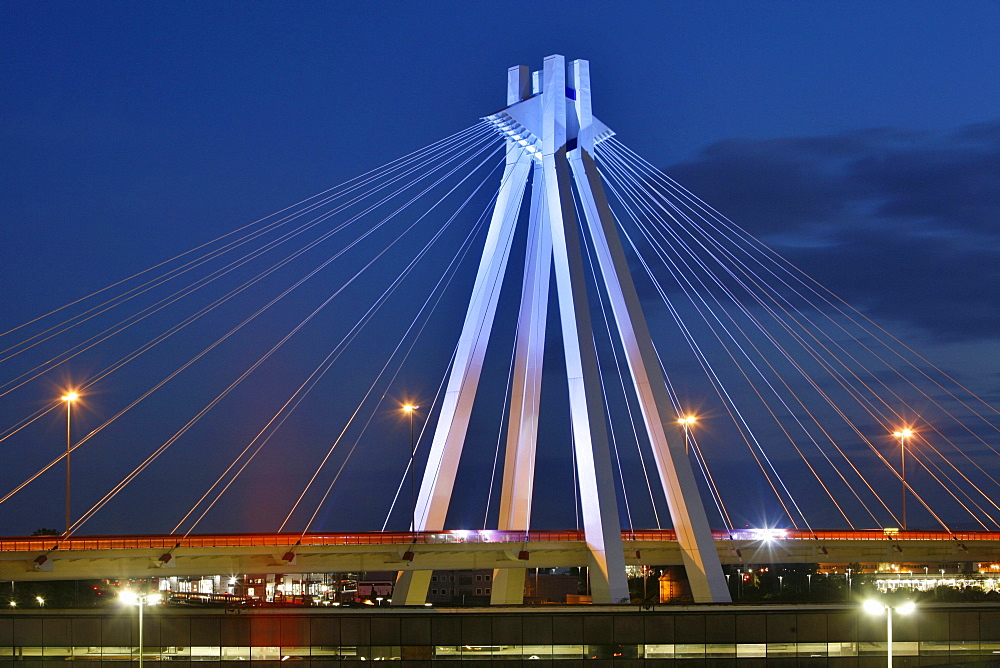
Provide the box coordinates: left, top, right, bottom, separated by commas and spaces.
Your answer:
864, 599, 915, 667
893, 429, 913, 530
677, 415, 697, 454
61, 391, 78, 532
120, 591, 162, 668
402, 405, 419, 533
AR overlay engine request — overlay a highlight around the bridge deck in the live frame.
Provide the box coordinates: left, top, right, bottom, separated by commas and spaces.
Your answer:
1, 530, 995, 581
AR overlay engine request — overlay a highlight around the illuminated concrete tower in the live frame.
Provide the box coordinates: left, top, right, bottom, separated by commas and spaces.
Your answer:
393, 55, 731, 605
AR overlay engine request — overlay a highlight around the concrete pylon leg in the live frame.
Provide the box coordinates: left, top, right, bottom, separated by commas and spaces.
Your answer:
393, 66, 534, 607
540, 55, 629, 604
492, 162, 548, 606
568, 146, 730, 603
490, 568, 527, 605
393, 569, 432, 606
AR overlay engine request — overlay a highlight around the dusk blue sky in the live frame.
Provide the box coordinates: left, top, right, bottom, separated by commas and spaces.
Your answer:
2, 2, 998, 536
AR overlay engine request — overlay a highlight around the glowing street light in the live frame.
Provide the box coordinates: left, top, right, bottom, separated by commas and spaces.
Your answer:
893, 428, 914, 530
61, 391, 79, 532
864, 599, 915, 667
402, 405, 420, 533
677, 415, 697, 454
120, 590, 162, 668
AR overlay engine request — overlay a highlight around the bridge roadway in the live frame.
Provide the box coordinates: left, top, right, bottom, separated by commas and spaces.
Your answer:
1, 529, 995, 581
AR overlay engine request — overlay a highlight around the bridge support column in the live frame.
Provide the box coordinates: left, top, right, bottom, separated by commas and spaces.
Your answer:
539, 55, 629, 604
565, 56, 729, 603
392, 569, 432, 606
491, 162, 548, 607
491, 568, 528, 605
393, 65, 534, 607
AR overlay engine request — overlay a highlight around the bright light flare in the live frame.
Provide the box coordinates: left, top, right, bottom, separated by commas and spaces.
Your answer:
893, 429, 913, 438
750, 528, 787, 543
897, 601, 916, 614
120, 590, 139, 606
864, 599, 886, 615
402, 404, 418, 413
678, 416, 697, 426
61, 391, 79, 402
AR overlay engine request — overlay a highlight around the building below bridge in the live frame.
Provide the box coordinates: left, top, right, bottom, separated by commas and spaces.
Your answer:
2, 602, 999, 664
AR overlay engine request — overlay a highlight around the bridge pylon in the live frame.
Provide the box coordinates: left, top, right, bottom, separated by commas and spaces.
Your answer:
393, 55, 730, 605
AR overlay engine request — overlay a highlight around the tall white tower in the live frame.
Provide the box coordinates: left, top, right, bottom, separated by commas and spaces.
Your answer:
393, 55, 731, 605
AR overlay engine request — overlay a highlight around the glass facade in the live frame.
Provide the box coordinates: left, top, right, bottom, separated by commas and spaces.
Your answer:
0, 604, 998, 664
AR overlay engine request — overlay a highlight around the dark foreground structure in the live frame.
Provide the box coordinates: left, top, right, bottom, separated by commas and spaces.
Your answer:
2, 603, 999, 666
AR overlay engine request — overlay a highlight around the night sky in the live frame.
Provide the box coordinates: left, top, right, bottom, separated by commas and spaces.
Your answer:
2, 2, 998, 537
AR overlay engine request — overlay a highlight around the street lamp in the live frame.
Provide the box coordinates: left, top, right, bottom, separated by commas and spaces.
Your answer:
120, 590, 162, 668
893, 429, 913, 530
61, 391, 79, 532
402, 405, 420, 533
864, 599, 915, 667
677, 416, 697, 454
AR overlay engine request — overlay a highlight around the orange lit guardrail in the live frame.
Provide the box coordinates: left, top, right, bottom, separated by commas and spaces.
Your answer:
1, 529, 996, 552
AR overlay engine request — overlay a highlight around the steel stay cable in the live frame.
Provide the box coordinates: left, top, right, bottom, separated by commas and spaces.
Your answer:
58, 138, 505, 543
0, 126, 497, 396
600, 146, 895, 528
0, 125, 492, 372
389, 149, 535, 534
604, 145, 963, 534
607, 138, 1000, 431
157, 137, 509, 538
380, 196, 500, 532
600, 152, 822, 530
0, 123, 489, 349
600, 155, 884, 524
0, 131, 501, 497
908, 442, 996, 529
180, 145, 505, 537
610, 148, 1000, 509
605, 182, 767, 530
3, 132, 503, 517
1, 129, 499, 440
576, 190, 647, 532
286, 143, 524, 536
599, 142, 995, 501
899, 432, 1000, 527
596, 144, 996, 528
600, 155, 862, 529
279, 149, 522, 533
608, 153, 924, 531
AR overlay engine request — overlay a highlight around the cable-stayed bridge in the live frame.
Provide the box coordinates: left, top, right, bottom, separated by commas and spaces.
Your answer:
1, 56, 998, 604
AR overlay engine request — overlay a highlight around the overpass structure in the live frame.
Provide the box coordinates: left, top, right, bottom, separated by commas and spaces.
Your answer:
3, 529, 995, 582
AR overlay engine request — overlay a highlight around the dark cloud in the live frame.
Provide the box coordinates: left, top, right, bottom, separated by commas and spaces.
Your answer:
663, 121, 1000, 342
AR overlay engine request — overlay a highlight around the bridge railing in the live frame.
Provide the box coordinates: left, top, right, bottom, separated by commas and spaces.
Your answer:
0, 530, 585, 552
2, 529, 997, 553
